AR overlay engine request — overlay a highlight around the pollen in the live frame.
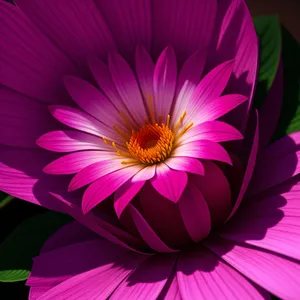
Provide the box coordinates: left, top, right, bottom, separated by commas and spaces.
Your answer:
127, 121, 174, 165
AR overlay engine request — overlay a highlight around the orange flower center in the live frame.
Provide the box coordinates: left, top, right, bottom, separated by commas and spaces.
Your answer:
127, 122, 174, 165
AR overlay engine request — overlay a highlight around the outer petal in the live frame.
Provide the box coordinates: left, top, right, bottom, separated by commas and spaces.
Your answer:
153, 46, 177, 120
179, 184, 211, 242
249, 132, 300, 195
205, 237, 300, 300
0, 86, 58, 148
82, 165, 143, 214
114, 181, 146, 218
165, 157, 204, 175
228, 110, 259, 219
158, 274, 182, 300
43, 151, 115, 175
30, 240, 146, 300
16, 0, 115, 68
221, 188, 300, 261
174, 140, 231, 165
180, 121, 243, 144
151, 163, 187, 203
111, 254, 177, 300
207, 0, 258, 128
152, 0, 217, 65
132, 165, 156, 182
95, 0, 151, 64
0, 2, 76, 104
177, 245, 268, 300
129, 205, 177, 253
36, 130, 109, 152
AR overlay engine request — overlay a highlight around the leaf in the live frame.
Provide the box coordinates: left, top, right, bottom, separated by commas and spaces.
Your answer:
0, 194, 14, 209
0, 212, 71, 282
272, 27, 300, 140
253, 16, 281, 108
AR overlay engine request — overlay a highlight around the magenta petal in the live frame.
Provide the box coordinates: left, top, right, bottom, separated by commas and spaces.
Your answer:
68, 159, 126, 191
151, 163, 187, 203
108, 52, 147, 126
16, 0, 116, 68
174, 140, 232, 165
132, 165, 156, 182
177, 245, 268, 300
181, 120, 243, 144
158, 274, 182, 300
152, 0, 217, 64
135, 45, 154, 102
111, 254, 177, 300
30, 240, 146, 300
258, 62, 283, 149
36, 130, 108, 152
82, 165, 142, 214
41, 221, 97, 254
129, 205, 177, 253
165, 157, 204, 175
205, 237, 300, 300
63, 76, 124, 130
179, 184, 211, 242
43, 151, 114, 175
250, 132, 300, 195
0, 1, 76, 104
153, 46, 177, 119
221, 189, 300, 261
114, 181, 145, 218
0, 86, 58, 149
227, 110, 259, 219
95, 0, 151, 64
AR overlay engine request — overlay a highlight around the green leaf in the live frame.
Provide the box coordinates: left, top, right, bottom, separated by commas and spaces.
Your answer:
0, 212, 71, 282
253, 16, 281, 108
0, 194, 14, 209
272, 27, 300, 140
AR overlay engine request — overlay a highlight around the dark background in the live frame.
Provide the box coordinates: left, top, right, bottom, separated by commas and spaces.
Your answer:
1, 0, 299, 298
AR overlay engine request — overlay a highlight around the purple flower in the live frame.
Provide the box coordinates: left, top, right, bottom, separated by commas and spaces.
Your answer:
0, 0, 299, 299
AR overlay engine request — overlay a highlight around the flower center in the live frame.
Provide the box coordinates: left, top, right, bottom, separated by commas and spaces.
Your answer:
127, 121, 174, 165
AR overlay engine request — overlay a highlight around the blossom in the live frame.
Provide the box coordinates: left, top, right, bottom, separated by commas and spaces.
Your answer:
1, 0, 300, 299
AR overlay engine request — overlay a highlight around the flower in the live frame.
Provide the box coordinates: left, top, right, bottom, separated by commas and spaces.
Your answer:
1, 0, 300, 299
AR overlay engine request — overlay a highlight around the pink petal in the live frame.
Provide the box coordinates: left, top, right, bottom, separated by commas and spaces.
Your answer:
186, 60, 234, 123
82, 165, 142, 214
228, 110, 259, 219
41, 221, 97, 254
192, 161, 232, 226
135, 45, 154, 103
153, 46, 177, 119
151, 163, 188, 203
221, 189, 300, 261
177, 244, 269, 300
132, 165, 156, 182
68, 159, 128, 191
111, 254, 177, 300
49, 105, 118, 141
207, 0, 258, 129
205, 237, 300, 300
16, 0, 116, 69
179, 184, 211, 242
0, 86, 58, 148
258, 61, 283, 149
36, 130, 109, 152
165, 157, 204, 175
114, 181, 145, 218
180, 120, 243, 144
174, 140, 232, 165
43, 151, 115, 175
129, 205, 177, 253
0, 1, 76, 104
158, 274, 182, 300
29, 286, 49, 300
95, 0, 151, 64
152, 0, 217, 65
250, 132, 300, 195
63, 76, 125, 130
30, 241, 146, 300
108, 52, 147, 126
